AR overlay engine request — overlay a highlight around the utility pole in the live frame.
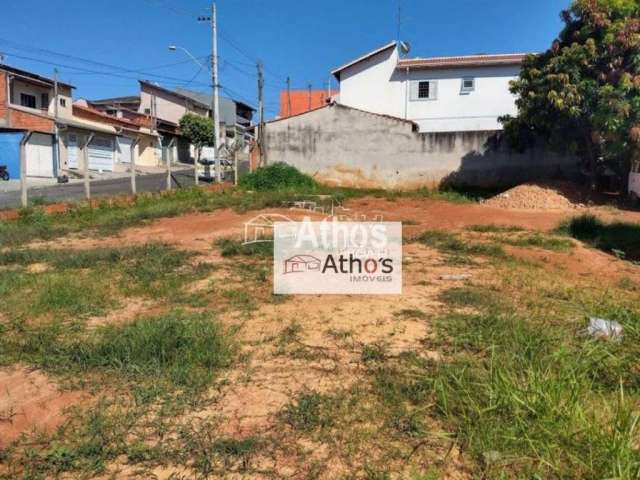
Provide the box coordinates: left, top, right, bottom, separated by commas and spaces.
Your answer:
53, 69, 61, 177
198, 3, 220, 182
257, 61, 264, 166
211, 3, 221, 182
286, 76, 292, 117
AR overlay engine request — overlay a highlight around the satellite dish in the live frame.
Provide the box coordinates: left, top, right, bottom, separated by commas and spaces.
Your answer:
399, 41, 411, 55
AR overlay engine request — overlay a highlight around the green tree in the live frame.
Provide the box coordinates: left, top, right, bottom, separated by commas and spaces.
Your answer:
179, 113, 215, 166
501, 0, 640, 190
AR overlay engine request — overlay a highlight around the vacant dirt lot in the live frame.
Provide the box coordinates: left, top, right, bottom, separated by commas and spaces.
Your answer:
1, 195, 639, 479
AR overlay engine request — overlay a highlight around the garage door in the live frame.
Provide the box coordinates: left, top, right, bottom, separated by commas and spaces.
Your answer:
88, 136, 114, 171
26, 133, 55, 178
118, 137, 133, 164
67, 133, 79, 169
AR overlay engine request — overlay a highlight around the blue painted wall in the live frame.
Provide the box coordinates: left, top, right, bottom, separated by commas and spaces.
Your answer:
0, 132, 24, 180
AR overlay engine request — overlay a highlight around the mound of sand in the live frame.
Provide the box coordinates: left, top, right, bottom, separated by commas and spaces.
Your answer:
485, 182, 587, 210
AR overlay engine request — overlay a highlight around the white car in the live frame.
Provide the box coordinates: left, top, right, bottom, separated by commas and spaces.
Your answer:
629, 159, 640, 202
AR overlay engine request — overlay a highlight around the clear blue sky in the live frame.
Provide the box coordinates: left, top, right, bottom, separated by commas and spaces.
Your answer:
2, 0, 569, 119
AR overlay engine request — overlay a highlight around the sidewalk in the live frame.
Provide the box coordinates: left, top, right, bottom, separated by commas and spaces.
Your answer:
0, 166, 199, 210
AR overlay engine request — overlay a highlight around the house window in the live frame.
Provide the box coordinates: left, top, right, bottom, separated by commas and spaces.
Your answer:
144, 108, 151, 115
410, 80, 438, 101
59, 98, 67, 107
20, 93, 36, 109
41, 93, 49, 109
418, 81, 431, 99
461, 77, 475, 93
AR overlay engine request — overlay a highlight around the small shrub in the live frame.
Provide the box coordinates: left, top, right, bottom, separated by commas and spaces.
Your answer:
239, 162, 316, 191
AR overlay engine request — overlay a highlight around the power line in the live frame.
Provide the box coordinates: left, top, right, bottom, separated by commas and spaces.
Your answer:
0, 37, 208, 85
0, 51, 211, 88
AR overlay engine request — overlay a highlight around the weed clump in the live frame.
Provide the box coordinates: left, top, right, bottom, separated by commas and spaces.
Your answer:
282, 391, 333, 432
239, 162, 317, 191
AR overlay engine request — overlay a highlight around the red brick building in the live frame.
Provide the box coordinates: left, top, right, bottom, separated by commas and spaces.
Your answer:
279, 89, 338, 118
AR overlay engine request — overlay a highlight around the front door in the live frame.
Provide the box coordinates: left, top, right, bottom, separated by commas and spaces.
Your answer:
25, 133, 54, 177
88, 136, 114, 171
118, 137, 133, 164
67, 133, 79, 169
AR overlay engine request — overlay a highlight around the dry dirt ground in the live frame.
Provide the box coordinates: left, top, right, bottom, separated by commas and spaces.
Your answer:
2, 196, 640, 478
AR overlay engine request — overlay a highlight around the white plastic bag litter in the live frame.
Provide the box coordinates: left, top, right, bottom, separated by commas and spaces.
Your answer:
586, 318, 623, 340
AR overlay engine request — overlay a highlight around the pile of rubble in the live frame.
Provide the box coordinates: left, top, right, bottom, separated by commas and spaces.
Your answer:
485, 182, 587, 210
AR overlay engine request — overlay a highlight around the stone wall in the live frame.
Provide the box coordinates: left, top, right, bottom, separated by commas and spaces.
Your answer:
263, 103, 578, 190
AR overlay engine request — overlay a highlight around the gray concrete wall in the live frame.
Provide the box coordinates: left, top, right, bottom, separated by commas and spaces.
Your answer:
263, 103, 578, 190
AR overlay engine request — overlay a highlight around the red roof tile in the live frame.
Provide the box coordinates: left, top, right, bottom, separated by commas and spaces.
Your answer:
397, 53, 528, 69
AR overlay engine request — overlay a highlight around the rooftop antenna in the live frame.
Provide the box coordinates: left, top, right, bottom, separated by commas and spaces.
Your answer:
396, 0, 403, 41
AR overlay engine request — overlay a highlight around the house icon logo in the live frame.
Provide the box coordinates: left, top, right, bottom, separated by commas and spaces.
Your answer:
284, 255, 322, 275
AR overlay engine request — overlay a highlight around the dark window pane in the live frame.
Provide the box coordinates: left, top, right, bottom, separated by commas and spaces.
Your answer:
20, 93, 36, 108
418, 81, 430, 99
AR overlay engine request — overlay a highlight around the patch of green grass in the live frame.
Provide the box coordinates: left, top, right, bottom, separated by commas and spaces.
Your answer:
361, 343, 387, 363
415, 230, 505, 259
430, 310, 640, 478
222, 288, 256, 312
439, 286, 497, 308
216, 238, 273, 258
0, 268, 113, 320
4, 310, 233, 395
0, 245, 210, 325
282, 391, 333, 432
239, 162, 317, 191
500, 233, 574, 251
559, 214, 640, 261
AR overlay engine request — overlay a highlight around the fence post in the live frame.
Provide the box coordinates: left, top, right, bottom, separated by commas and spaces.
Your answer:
83, 133, 94, 201
131, 138, 139, 195
234, 150, 238, 186
167, 137, 176, 191
19, 131, 33, 208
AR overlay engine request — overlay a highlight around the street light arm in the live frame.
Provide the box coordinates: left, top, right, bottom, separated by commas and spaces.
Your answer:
169, 46, 209, 71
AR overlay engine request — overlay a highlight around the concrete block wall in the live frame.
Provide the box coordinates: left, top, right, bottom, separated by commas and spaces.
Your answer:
263, 103, 578, 190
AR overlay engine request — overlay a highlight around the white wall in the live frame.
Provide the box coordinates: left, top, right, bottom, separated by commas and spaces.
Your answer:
405, 65, 520, 132
337, 47, 520, 133
339, 47, 405, 119
139, 85, 209, 125
264, 103, 578, 190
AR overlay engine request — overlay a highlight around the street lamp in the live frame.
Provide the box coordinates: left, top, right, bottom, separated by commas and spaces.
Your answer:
168, 45, 208, 71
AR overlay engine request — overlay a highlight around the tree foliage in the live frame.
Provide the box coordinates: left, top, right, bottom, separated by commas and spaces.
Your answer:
178, 113, 215, 161
501, 0, 640, 187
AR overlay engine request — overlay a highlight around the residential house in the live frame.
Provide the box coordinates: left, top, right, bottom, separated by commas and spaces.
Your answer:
63, 100, 159, 172
0, 64, 75, 179
90, 81, 213, 166
331, 41, 525, 133
261, 41, 576, 189
278, 89, 338, 118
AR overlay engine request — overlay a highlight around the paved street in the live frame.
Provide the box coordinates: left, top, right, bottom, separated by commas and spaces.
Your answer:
0, 168, 199, 209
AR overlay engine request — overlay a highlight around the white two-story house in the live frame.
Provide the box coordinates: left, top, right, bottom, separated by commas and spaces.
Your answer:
331, 41, 526, 133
